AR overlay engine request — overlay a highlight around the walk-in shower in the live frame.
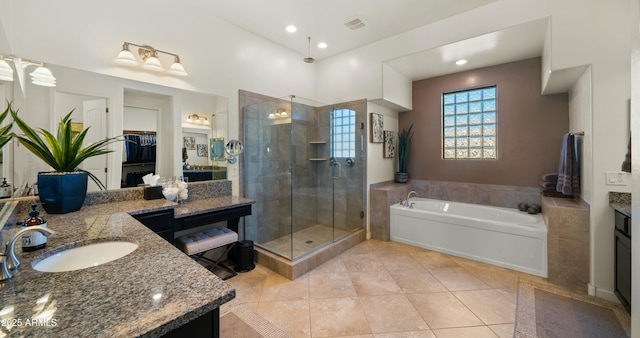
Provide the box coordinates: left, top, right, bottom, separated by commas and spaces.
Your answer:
241, 92, 366, 260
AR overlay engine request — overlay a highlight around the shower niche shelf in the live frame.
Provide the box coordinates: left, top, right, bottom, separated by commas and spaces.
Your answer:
309, 141, 327, 161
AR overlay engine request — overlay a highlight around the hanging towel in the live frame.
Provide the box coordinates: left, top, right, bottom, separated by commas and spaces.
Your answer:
556, 133, 580, 195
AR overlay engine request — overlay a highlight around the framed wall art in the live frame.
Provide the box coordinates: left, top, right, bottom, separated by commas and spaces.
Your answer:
197, 144, 207, 157
370, 113, 384, 143
383, 130, 396, 158
183, 136, 196, 150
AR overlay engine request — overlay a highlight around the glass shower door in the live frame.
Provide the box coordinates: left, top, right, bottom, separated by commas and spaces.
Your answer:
243, 98, 294, 259
329, 104, 365, 242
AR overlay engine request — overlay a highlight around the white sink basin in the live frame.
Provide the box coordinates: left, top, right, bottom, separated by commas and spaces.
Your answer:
31, 240, 138, 272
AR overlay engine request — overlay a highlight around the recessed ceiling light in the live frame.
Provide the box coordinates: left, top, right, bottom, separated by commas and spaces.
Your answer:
286, 25, 297, 33
317, 42, 327, 49
455, 59, 467, 66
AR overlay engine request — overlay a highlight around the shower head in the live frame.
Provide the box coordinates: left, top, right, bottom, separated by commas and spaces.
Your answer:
304, 37, 315, 63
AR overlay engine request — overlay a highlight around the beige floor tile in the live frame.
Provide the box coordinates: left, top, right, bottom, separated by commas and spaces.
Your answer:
430, 267, 490, 291
453, 289, 516, 325
225, 275, 265, 303
243, 301, 259, 312
309, 297, 371, 337
407, 292, 483, 329
308, 272, 358, 299
463, 265, 520, 289
343, 253, 385, 272
360, 295, 430, 333
390, 269, 448, 294
373, 332, 435, 338
494, 288, 518, 304
432, 326, 498, 338
411, 251, 461, 270
370, 240, 421, 255
260, 272, 309, 302
256, 299, 311, 337
350, 270, 402, 296
488, 323, 515, 338
305, 256, 348, 275
377, 253, 423, 271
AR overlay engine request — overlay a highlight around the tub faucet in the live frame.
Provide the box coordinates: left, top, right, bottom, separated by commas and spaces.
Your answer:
1, 226, 55, 281
407, 191, 419, 202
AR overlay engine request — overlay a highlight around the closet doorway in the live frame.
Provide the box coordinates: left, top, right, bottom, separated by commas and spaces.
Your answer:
122, 106, 158, 187
53, 91, 109, 192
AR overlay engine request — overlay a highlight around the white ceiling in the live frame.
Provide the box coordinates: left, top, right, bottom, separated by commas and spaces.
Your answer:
386, 18, 548, 81
185, 0, 499, 60
184, 0, 548, 82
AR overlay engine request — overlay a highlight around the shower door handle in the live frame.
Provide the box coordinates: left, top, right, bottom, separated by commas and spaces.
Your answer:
331, 161, 342, 179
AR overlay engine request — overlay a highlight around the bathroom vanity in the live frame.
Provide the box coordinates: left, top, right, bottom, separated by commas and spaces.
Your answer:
610, 192, 631, 313
0, 190, 253, 337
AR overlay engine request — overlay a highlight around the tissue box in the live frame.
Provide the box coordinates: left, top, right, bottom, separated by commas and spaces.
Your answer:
143, 185, 164, 200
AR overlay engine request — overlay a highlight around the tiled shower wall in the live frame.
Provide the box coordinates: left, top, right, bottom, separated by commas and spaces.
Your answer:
240, 90, 366, 255
370, 179, 541, 241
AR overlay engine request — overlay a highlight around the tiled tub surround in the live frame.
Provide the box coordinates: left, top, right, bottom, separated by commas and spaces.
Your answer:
0, 180, 241, 337
370, 179, 541, 241
541, 195, 590, 292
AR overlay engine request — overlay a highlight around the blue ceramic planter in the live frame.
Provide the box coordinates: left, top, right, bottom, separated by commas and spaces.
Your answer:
38, 171, 88, 214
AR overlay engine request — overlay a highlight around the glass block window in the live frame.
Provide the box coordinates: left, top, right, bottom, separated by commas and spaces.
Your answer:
443, 86, 497, 159
331, 109, 356, 158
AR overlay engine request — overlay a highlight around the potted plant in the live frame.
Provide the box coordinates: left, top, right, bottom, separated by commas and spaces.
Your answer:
0, 102, 14, 149
10, 104, 121, 213
395, 123, 413, 183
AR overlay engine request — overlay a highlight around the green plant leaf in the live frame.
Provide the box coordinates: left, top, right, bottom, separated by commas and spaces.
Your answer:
10, 104, 122, 190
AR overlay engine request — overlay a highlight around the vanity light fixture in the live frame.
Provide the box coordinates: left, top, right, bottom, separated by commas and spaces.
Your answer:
0, 57, 13, 81
0, 55, 56, 87
114, 42, 188, 76
185, 114, 209, 125
268, 109, 288, 119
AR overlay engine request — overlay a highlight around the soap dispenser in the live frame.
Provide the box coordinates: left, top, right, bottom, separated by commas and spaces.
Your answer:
1, 178, 11, 198
22, 204, 48, 252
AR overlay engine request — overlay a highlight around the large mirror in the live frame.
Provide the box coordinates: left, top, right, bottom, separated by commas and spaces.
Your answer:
0, 63, 228, 197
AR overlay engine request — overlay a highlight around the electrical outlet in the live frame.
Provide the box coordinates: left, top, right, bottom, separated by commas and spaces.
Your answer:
605, 171, 628, 186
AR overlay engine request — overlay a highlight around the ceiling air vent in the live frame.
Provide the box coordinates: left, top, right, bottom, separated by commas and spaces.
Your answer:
343, 16, 367, 30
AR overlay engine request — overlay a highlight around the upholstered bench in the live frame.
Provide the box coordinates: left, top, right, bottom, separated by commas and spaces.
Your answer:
175, 226, 238, 279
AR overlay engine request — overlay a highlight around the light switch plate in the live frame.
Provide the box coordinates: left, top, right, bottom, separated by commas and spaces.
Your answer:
605, 171, 628, 186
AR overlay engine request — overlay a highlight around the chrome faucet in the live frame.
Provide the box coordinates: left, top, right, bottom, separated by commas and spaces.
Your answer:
1, 226, 55, 281
407, 191, 419, 201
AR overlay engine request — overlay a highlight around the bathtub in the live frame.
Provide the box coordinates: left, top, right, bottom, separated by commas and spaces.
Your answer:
390, 198, 547, 277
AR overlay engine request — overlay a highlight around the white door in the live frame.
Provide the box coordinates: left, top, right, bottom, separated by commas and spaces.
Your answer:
82, 99, 108, 192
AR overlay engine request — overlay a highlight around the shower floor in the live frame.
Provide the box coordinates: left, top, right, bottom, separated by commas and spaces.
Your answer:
258, 224, 349, 260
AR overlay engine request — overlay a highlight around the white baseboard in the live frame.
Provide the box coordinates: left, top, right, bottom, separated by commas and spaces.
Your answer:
589, 283, 621, 303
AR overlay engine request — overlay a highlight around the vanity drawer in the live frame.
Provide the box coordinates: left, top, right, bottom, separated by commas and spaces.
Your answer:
133, 209, 174, 233
615, 210, 631, 237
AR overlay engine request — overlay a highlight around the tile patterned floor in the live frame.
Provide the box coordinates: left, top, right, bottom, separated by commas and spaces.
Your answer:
258, 224, 349, 259
225, 239, 549, 337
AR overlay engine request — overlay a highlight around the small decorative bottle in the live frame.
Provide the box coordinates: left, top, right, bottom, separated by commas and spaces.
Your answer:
22, 204, 48, 252
1, 178, 11, 198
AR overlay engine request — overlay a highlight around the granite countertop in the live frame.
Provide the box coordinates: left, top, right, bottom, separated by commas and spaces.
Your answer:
0, 197, 238, 337
175, 196, 255, 218
610, 192, 631, 217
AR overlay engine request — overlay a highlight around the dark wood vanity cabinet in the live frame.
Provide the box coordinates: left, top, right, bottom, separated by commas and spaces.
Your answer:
132, 209, 175, 244
614, 210, 631, 313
